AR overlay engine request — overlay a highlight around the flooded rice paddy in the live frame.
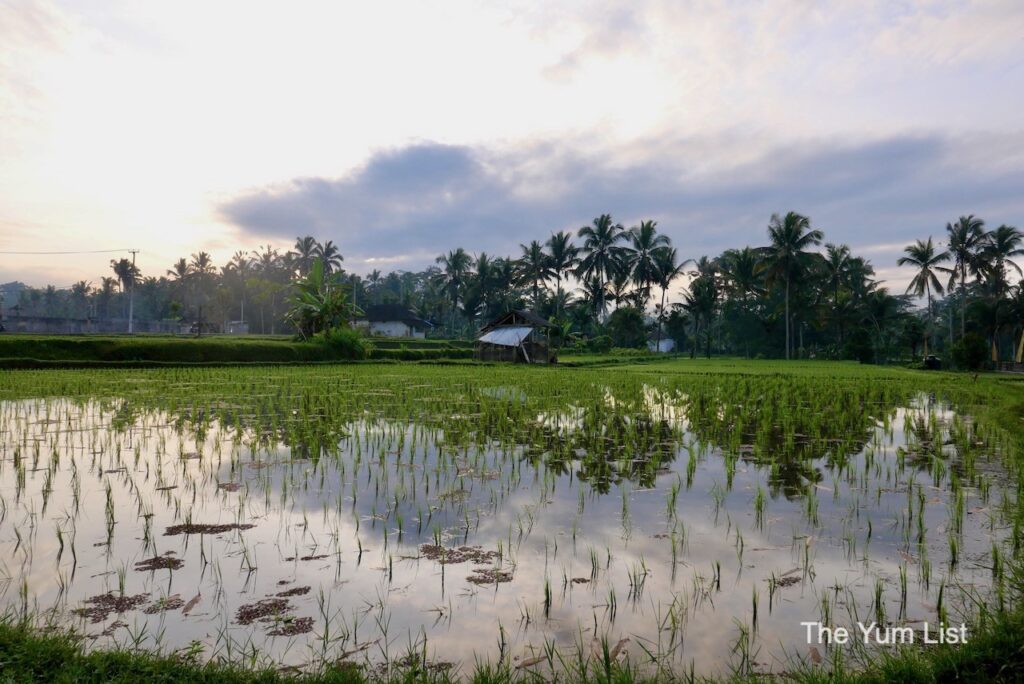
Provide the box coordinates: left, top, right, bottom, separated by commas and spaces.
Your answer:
0, 365, 1018, 678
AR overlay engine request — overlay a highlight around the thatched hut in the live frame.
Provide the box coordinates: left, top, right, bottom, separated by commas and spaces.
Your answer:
475, 310, 554, 363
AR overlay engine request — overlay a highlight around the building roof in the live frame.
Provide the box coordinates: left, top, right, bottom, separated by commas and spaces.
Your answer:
359, 304, 432, 327
478, 326, 533, 347
479, 309, 554, 334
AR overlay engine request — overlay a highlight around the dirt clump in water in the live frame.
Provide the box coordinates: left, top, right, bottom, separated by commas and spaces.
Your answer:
276, 586, 311, 597
236, 598, 291, 625
144, 594, 186, 614
164, 523, 255, 536
134, 553, 184, 571
467, 568, 513, 584
267, 616, 314, 636
419, 544, 499, 565
74, 592, 149, 623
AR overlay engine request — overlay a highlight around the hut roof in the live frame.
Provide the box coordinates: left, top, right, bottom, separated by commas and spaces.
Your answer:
358, 304, 431, 327
479, 310, 553, 334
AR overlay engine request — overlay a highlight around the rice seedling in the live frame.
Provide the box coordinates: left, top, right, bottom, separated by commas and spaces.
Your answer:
0, 362, 1015, 679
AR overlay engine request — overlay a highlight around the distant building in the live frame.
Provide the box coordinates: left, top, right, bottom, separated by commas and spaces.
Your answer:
648, 338, 675, 353
475, 310, 554, 363
354, 304, 431, 338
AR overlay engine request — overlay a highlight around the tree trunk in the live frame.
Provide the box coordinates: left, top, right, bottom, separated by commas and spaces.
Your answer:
925, 285, 932, 357
656, 286, 666, 351
785, 276, 791, 360
1016, 329, 1024, 363
960, 265, 966, 340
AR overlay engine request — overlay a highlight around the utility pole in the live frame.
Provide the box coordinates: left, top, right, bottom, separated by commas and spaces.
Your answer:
128, 249, 138, 334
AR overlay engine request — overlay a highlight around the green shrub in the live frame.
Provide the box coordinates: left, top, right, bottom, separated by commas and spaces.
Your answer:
316, 327, 373, 360
609, 347, 653, 357
606, 307, 648, 349
952, 333, 989, 371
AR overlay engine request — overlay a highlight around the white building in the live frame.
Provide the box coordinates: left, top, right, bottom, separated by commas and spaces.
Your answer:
354, 304, 432, 338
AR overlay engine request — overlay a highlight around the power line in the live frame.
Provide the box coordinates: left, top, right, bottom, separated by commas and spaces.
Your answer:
0, 248, 138, 255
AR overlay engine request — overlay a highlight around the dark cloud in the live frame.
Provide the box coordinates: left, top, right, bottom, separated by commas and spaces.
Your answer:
218, 133, 1024, 280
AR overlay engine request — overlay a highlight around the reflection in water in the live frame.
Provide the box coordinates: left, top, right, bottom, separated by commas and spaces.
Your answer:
0, 373, 1015, 678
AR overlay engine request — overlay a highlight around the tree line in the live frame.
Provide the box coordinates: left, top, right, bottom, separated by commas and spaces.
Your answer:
3, 212, 1020, 365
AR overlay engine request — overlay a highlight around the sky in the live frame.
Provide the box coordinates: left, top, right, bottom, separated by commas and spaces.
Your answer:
1, 0, 1023, 294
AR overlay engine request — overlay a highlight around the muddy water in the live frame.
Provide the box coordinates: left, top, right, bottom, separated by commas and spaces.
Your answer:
0, 392, 1013, 677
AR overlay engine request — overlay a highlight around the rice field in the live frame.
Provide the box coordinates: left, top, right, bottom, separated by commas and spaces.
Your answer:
0, 362, 1019, 680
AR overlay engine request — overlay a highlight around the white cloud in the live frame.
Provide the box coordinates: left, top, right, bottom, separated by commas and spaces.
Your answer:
0, 0, 1021, 286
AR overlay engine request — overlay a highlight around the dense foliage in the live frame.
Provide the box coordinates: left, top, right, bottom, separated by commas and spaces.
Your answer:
4, 213, 1021, 365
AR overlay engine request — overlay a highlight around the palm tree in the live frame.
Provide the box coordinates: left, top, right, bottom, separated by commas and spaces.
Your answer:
652, 247, 690, 350
981, 225, 1023, 297
719, 247, 762, 303
683, 274, 718, 358
579, 276, 610, 321
897, 237, 949, 356
473, 253, 497, 316
167, 258, 190, 281
435, 248, 473, 332
291, 236, 319, 276
946, 215, 986, 338
576, 214, 626, 318
366, 269, 383, 303
110, 257, 141, 322
70, 280, 91, 318
315, 240, 344, 274
546, 231, 578, 319
625, 220, 670, 308
517, 240, 554, 310
823, 244, 852, 307
110, 258, 139, 294
98, 277, 118, 318
251, 245, 282, 275
762, 211, 823, 359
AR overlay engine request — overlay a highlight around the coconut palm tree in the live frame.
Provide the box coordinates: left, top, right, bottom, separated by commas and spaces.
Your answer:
762, 212, 823, 359
70, 281, 91, 318
652, 247, 690, 350
315, 240, 344, 275
897, 237, 949, 356
579, 276, 610, 321
946, 215, 987, 338
823, 244, 852, 307
683, 274, 718, 358
625, 220, 670, 309
546, 231, 578, 318
980, 224, 1023, 297
576, 214, 626, 318
435, 248, 473, 332
517, 240, 554, 310
291, 236, 319, 277
719, 247, 763, 303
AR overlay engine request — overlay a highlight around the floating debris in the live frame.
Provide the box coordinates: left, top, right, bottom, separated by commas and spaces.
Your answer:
267, 616, 314, 636
276, 586, 311, 597
236, 598, 291, 625
420, 545, 500, 565
164, 523, 255, 536
134, 553, 184, 571
73, 592, 149, 623
143, 594, 185, 614
467, 568, 513, 585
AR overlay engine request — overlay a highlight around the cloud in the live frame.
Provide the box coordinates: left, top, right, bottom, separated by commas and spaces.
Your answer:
218, 132, 1024, 290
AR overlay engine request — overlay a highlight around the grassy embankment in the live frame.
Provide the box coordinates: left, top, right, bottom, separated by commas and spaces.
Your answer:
0, 360, 1022, 682
0, 334, 473, 368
